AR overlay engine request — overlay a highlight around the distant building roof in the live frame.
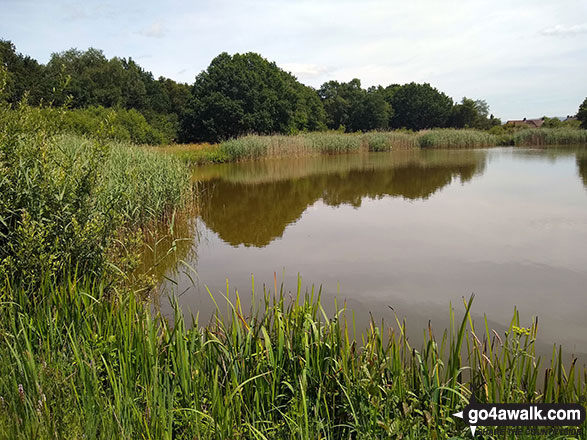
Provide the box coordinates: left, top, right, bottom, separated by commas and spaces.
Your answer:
505, 118, 544, 128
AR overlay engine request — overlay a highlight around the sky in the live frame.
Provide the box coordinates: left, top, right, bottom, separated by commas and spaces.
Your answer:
1, 0, 586, 120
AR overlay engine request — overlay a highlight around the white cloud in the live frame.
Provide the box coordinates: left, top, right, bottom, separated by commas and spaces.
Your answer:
540, 23, 587, 37
138, 21, 166, 38
279, 63, 329, 78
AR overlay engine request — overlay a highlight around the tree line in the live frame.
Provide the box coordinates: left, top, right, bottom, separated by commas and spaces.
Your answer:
2, 40, 584, 144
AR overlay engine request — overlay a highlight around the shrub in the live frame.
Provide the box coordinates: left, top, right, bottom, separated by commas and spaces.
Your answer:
0, 97, 190, 288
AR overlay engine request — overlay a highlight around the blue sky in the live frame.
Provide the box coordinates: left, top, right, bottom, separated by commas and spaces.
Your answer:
2, 0, 587, 120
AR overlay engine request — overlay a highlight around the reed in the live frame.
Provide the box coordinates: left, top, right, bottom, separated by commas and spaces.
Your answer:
218, 132, 363, 162
418, 129, 499, 148
0, 97, 191, 287
361, 130, 419, 151
0, 277, 584, 439
512, 128, 587, 146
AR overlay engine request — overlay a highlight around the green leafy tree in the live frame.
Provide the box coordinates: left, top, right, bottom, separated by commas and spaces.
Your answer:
318, 80, 391, 132
181, 52, 325, 142
578, 98, 587, 129
0, 40, 50, 105
390, 82, 453, 130
450, 97, 494, 129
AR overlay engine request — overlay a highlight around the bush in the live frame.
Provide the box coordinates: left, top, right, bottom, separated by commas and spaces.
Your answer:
0, 97, 190, 288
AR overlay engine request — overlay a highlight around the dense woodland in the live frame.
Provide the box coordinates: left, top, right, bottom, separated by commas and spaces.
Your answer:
1, 40, 585, 144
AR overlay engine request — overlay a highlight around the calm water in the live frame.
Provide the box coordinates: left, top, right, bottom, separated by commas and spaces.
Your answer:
155, 148, 587, 359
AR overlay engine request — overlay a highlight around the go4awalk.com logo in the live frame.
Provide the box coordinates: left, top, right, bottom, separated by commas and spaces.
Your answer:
453, 402, 585, 436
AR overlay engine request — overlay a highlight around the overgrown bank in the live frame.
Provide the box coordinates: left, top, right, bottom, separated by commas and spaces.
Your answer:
2, 76, 587, 439
1, 281, 586, 439
157, 128, 587, 165
0, 99, 191, 290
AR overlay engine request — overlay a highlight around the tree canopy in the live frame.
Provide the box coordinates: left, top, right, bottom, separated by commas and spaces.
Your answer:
317, 80, 392, 132
180, 52, 325, 142
578, 98, 587, 129
0, 39, 527, 144
389, 82, 454, 130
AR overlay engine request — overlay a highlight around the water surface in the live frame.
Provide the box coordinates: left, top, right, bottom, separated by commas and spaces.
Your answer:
155, 148, 587, 359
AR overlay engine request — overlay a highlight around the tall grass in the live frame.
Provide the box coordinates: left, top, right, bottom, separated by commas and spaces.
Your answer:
0, 96, 191, 288
361, 130, 419, 151
0, 279, 584, 439
218, 132, 363, 161
418, 129, 499, 148
512, 128, 587, 146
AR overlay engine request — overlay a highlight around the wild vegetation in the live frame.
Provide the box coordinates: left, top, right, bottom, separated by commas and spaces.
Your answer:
2, 277, 586, 439
512, 128, 587, 146
418, 129, 498, 148
2, 39, 587, 439
159, 128, 587, 165
0, 78, 191, 289
2, 40, 504, 144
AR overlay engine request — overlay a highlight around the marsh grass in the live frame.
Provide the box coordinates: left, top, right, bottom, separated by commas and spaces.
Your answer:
0, 95, 191, 288
512, 128, 587, 146
0, 280, 584, 439
418, 129, 499, 148
361, 130, 419, 151
219, 132, 363, 161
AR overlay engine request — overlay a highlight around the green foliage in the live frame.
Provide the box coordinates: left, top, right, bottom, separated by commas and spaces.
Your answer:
361, 130, 418, 151
1, 41, 190, 141
0, 40, 50, 105
418, 129, 499, 148
56, 106, 173, 144
512, 128, 587, 146
215, 132, 362, 162
390, 82, 454, 130
181, 52, 326, 142
450, 97, 501, 129
0, 92, 190, 287
0, 280, 585, 439
578, 97, 587, 129
220, 135, 271, 161
318, 80, 393, 132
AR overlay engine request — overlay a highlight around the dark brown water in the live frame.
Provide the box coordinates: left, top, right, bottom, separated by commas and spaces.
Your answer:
154, 147, 587, 359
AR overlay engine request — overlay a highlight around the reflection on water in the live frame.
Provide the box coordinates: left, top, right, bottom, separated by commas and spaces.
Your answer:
577, 153, 587, 188
197, 150, 486, 247
156, 147, 587, 361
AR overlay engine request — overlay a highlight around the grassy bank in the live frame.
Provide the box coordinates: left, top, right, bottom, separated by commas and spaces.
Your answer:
0, 100, 191, 290
1, 280, 585, 439
512, 128, 587, 146
158, 128, 587, 165
3, 86, 587, 438
418, 129, 498, 148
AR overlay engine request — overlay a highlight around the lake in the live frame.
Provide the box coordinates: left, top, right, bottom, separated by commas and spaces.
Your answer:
153, 147, 587, 360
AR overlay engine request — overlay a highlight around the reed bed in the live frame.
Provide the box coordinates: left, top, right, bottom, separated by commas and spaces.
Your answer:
0, 280, 584, 439
361, 130, 419, 151
0, 99, 191, 286
512, 128, 587, 146
159, 129, 587, 166
418, 129, 499, 148
218, 132, 363, 162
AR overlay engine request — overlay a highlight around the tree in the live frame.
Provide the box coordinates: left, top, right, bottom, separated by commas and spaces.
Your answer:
578, 98, 587, 129
0, 40, 49, 105
389, 83, 453, 130
450, 97, 494, 129
318, 80, 391, 132
181, 52, 325, 142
